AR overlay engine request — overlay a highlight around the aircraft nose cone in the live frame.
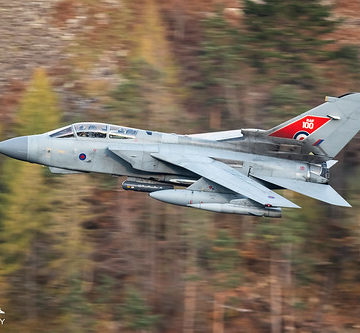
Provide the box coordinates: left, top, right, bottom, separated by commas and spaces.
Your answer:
0, 136, 29, 161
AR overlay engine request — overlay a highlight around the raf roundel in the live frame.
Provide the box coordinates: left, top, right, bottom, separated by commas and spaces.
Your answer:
294, 131, 309, 141
79, 153, 87, 161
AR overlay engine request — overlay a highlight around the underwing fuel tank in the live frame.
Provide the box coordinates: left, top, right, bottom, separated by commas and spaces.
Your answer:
122, 180, 174, 193
150, 190, 281, 218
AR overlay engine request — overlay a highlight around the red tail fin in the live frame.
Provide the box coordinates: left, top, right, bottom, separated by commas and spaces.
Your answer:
269, 116, 330, 141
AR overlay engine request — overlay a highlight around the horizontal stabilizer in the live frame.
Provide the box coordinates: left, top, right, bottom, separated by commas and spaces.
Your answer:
253, 175, 351, 207
326, 160, 338, 169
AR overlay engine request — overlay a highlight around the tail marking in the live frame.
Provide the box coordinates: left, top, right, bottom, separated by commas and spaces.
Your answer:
313, 139, 324, 146
269, 116, 330, 140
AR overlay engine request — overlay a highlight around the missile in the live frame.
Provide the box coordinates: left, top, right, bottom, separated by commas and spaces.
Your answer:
149, 189, 281, 218
122, 180, 174, 192
188, 203, 281, 217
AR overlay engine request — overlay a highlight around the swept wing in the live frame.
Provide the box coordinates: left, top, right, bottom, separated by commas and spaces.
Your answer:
151, 153, 299, 208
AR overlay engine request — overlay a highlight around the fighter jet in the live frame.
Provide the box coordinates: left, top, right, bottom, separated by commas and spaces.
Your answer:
1, 93, 359, 218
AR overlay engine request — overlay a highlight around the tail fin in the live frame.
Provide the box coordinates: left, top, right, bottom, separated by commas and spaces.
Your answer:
266, 93, 360, 158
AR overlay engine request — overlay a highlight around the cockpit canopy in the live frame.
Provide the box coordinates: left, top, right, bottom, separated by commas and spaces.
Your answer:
75, 123, 107, 138
49, 123, 139, 139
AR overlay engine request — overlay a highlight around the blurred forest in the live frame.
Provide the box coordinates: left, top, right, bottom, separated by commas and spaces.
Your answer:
1, 0, 360, 332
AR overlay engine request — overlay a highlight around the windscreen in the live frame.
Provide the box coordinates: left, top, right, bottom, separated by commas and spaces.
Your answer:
49, 126, 74, 138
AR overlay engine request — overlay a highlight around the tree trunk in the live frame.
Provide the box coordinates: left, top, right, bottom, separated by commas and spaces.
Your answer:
210, 109, 222, 129
270, 249, 282, 333
283, 244, 295, 332
183, 245, 197, 333
212, 292, 226, 333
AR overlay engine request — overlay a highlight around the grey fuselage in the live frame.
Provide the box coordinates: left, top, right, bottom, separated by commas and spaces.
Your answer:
3, 92, 359, 216
9, 122, 327, 187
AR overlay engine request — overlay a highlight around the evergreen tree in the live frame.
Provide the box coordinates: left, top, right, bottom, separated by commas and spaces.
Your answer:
47, 175, 96, 332
118, 286, 159, 332
0, 68, 61, 331
16, 68, 60, 135
197, 11, 245, 129
242, 0, 351, 120
244, 0, 336, 85
199, 230, 242, 332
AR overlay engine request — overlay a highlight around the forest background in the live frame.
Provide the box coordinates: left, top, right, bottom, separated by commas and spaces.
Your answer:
1, 0, 360, 332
